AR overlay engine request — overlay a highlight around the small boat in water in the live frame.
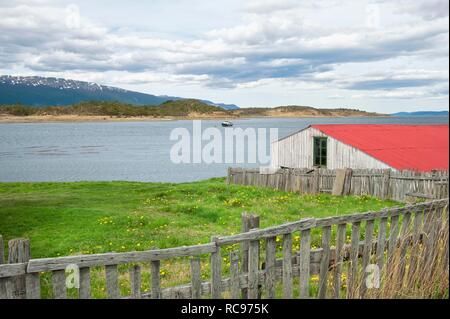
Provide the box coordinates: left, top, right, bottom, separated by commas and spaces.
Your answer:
221, 121, 233, 127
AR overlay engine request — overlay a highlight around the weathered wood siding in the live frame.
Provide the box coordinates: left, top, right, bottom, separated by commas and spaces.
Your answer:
273, 127, 391, 170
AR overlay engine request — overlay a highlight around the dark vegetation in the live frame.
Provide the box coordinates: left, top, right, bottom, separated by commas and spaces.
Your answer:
0, 100, 383, 117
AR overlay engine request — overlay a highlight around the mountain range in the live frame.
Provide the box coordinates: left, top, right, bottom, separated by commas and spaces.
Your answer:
0, 75, 239, 110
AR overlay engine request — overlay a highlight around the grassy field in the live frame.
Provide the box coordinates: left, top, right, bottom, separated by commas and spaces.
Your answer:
0, 178, 399, 258
0, 178, 401, 298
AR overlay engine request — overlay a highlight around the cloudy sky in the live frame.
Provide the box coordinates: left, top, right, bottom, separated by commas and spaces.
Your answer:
0, 0, 448, 112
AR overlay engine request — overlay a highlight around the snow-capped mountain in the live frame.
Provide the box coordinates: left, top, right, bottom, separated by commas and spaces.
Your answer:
0, 75, 239, 109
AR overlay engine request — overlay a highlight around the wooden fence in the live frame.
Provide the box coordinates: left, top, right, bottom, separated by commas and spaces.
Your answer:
0, 199, 448, 299
227, 168, 449, 202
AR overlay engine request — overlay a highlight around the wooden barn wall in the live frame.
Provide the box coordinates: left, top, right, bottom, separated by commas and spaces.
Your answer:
273, 127, 391, 170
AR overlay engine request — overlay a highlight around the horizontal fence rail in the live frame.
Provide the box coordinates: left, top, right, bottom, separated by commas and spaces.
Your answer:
227, 167, 449, 202
0, 199, 448, 299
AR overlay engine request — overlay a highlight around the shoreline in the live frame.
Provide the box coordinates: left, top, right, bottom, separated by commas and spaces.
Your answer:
0, 114, 391, 123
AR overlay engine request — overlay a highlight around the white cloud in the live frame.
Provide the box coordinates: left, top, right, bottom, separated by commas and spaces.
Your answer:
0, 0, 448, 110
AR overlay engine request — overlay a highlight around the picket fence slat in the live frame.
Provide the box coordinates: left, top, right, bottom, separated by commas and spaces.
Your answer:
299, 229, 311, 299
79, 267, 91, 299
130, 265, 141, 299
52, 270, 67, 299
318, 226, 331, 299
333, 224, 346, 299
282, 233, 293, 299
265, 237, 276, 299
210, 238, 222, 299
105, 265, 119, 299
229, 251, 240, 299
151, 260, 161, 299
376, 217, 388, 271
248, 239, 260, 299
190, 258, 201, 299
347, 221, 361, 298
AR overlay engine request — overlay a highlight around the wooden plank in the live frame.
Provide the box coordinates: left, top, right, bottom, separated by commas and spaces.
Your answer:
347, 222, 360, 299
27, 243, 216, 273
376, 217, 388, 271
0, 236, 6, 299
210, 237, 222, 299
79, 267, 91, 299
316, 209, 391, 228
0, 279, 6, 299
240, 213, 251, 283
248, 239, 259, 299
343, 169, 353, 195
8, 238, 30, 299
282, 233, 293, 299
151, 260, 161, 299
397, 212, 412, 283
360, 219, 374, 297
240, 213, 259, 299
332, 169, 347, 196
381, 169, 391, 199
190, 258, 202, 299
0, 235, 4, 265
0, 263, 27, 278
424, 207, 438, 270
387, 215, 400, 263
311, 169, 320, 194
130, 265, 141, 299
264, 237, 276, 299
105, 265, 119, 299
229, 251, 240, 299
0, 278, 14, 299
318, 226, 331, 299
333, 224, 346, 299
52, 270, 67, 299
217, 218, 315, 246
299, 229, 311, 299
25, 273, 41, 299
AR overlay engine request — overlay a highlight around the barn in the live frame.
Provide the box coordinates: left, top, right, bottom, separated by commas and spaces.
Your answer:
272, 124, 449, 172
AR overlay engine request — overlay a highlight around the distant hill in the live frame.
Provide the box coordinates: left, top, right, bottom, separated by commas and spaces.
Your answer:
232, 105, 383, 117
0, 75, 239, 110
0, 101, 384, 119
391, 111, 449, 117
0, 100, 230, 117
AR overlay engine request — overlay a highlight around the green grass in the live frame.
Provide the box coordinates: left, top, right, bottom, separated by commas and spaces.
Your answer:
0, 178, 399, 258
0, 178, 401, 298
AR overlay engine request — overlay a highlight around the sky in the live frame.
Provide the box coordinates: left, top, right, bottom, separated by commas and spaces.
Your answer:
0, 0, 448, 112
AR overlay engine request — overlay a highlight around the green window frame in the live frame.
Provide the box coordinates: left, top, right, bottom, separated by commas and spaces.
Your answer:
313, 137, 328, 167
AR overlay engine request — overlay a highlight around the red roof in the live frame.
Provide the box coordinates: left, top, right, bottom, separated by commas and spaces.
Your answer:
311, 124, 449, 172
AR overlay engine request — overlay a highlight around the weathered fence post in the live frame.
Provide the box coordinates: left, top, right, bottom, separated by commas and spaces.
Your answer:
240, 213, 260, 298
229, 251, 240, 299
0, 235, 5, 298
248, 232, 260, 299
311, 169, 320, 194
0, 235, 4, 265
8, 238, 30, 299
190, 258, 201, 299
343, 169, 353, 195
227, 167, 232, 185
151, 260, 161, 299
332, 169, 352, 196
211, 236, 222, 299
381, 169, 391, 200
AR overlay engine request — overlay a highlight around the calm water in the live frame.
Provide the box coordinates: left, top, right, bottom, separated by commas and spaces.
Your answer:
0, 116, 448, 182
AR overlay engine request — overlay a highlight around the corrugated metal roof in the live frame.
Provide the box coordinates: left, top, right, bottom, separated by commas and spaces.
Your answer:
311, 124, 449, 172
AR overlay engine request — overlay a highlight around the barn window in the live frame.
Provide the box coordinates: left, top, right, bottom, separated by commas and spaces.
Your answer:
313, 137, 327, 167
